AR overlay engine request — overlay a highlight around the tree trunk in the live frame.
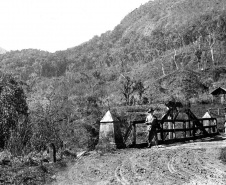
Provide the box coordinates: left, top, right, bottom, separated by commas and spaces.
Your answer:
161, 62, 166, 75
198, 62, 200, 70
210, 47, 215, 65
173, 49, 179, 70
207, 33, 216, 66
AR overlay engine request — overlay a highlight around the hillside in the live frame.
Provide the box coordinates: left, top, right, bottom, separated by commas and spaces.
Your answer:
0, 0, 226, 152
0, 0, 225, 87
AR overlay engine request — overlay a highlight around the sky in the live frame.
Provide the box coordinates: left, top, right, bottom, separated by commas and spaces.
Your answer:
0, 0, 150, 53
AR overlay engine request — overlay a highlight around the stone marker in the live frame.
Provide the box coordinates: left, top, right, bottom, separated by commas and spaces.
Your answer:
97, 110, 125, 149
48, 143, 56, 163
202, 111, 211, 133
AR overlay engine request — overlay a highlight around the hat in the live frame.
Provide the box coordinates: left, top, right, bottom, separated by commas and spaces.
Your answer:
147, 108, 154, 113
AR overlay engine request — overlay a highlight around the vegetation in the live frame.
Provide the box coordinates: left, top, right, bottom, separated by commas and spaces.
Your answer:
0, 74, 29, 153
0, 0, 225, 159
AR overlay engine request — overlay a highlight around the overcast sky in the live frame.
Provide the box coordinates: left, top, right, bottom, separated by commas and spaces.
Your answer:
0, 0, 150, 52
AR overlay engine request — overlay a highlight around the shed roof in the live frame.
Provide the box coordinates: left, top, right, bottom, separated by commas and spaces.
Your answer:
210, 87, 226, 95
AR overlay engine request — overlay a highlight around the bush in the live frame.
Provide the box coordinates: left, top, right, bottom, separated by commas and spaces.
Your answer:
0, 74, 30, 154
197, 94, 212, 104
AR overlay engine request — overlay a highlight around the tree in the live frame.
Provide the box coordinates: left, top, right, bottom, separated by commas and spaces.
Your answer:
29, 78, 69, 151
119, 75, 136, 105
195, 49, 202, 70
134, 80, 146, 103
0, 73, 29, 150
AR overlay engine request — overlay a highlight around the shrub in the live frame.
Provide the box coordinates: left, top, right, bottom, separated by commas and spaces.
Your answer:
0, 73, 30, 154
197, 94, 212, 104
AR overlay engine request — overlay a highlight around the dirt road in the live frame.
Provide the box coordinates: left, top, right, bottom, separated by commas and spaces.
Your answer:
53, 137, 226, 185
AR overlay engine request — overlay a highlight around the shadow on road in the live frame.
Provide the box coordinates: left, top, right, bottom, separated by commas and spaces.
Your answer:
127, 134, 226, 149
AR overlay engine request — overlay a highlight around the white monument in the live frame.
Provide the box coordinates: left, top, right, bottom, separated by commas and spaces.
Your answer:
97, 110, 125, 149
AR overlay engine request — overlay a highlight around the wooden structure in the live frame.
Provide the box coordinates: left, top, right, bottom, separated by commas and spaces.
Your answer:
124, 102, 218, 146
207, 108, 226, 133
210, 87, 226, 104
97, 110, 125, 149
48, 143, 56, 163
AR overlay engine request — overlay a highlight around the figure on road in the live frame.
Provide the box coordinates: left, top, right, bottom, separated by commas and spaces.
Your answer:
146, 108, 158, 148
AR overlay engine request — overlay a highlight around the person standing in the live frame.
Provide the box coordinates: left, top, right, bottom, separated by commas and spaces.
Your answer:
146, 108, 158, 148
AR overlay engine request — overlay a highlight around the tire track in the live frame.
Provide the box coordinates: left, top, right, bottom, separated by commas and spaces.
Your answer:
166, 146, 226, 185
132, 149, 187, 184
115, 165, 130, 185
54, 139, 226, 185
167, 153, 177, 173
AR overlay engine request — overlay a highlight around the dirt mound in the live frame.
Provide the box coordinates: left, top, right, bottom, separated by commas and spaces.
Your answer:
53, 137, 226, 185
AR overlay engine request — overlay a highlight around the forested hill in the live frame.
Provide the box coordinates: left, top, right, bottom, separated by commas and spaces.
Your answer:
0, 0, 226, 154
1, 0, 226, 105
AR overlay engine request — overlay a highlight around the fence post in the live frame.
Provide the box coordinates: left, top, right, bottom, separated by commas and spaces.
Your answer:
173, 121, 176, 139
193, 121, 196, 137
183, 121, 186, 138
213, 119, 217, 133
168, 121, 173, 139
161, 122, 164, 143
157, 120, 161, 141
132, 123, 136, 146
186, 121, 189, 137
189, 121, 192, 137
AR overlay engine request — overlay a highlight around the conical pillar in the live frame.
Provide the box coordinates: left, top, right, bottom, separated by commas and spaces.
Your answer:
202, 111, 211, 133
97, 110, 125, 149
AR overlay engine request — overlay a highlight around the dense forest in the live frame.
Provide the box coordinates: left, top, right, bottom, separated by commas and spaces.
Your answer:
1, 0, 226, 154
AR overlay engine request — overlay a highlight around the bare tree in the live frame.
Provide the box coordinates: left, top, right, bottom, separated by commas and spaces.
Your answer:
207, 31, 216, 65
133, 80, 146, 103
119, 75, 136, 105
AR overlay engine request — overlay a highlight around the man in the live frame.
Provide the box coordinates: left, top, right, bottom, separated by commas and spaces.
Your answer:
146, 108, 158, 148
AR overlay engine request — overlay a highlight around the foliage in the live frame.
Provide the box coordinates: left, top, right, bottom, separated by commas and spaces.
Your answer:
0, 73, 30, 153
28, 78, 71, 151
1, 0, 226, 154
119, 75, 136, 105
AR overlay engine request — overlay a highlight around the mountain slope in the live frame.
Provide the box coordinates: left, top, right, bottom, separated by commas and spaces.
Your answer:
0, 0, 226, 156
0, 0, 226, 104
65, 0, 226, 77
121, 0, 225, 37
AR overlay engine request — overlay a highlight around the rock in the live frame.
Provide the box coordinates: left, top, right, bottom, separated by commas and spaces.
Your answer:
62, 150, 77, 158
0, 159, 11, 166
42, 158, 49, 163
23, 157, 39, 166
77, 151, 87, 158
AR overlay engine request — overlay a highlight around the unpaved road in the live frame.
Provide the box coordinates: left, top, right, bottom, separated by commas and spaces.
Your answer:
53, 137, 226, 185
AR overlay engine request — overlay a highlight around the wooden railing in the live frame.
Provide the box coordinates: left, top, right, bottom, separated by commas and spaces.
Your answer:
125, 118, 218, 146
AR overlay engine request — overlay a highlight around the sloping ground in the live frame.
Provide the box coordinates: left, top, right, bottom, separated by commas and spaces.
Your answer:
53, 135, 226, 185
